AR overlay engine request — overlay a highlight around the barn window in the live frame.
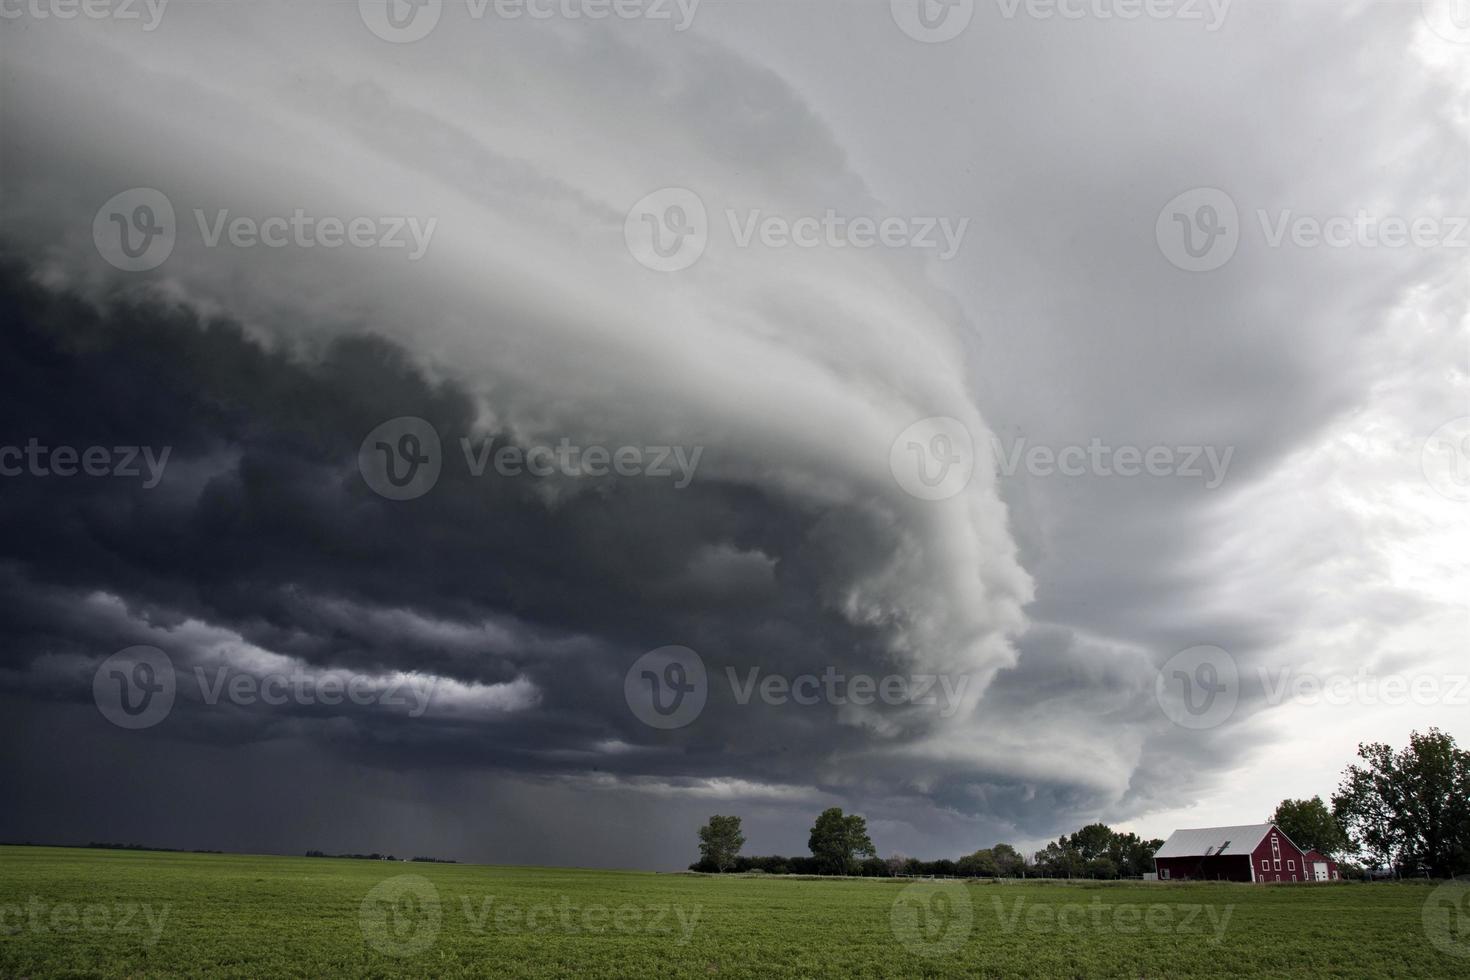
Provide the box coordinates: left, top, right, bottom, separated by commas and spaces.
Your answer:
1160, 868, 1169, 880
1287, 860, 1294, 870
1261, 859, 1268, 870
1291, 874, 1297, 882
1274, 859, 1281, 870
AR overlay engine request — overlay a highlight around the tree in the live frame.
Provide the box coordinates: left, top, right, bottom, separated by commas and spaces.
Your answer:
807, 807, 876, 875
991, 843, 1027, 877
1033, 838, 1084, 878
1070, 823, 1115, 861
1269, 796, 1349, 857
697, 815, 745, 873
1332, 728, 1470, 877
957, 848, 998, 878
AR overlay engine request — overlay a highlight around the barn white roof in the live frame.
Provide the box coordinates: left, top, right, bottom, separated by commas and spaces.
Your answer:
1154, 824, 1276, 859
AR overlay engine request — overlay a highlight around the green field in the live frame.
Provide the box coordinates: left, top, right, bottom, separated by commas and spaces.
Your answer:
0, 846, 1465, 978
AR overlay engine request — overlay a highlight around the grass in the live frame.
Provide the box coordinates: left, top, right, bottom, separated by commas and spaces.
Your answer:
0, 845, 1464, 977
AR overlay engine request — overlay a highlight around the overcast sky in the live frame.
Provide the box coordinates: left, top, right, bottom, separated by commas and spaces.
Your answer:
0, 0, 1466, 869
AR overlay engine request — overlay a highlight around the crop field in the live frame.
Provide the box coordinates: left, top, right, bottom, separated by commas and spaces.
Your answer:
0, 845, 1465, 978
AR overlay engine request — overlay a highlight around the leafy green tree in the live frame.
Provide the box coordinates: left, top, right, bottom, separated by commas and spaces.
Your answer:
1269, 796, 1349, 856
1070, 823, 1115, 861
697, 815, 746, 873
1331, 728, 1470, 876
807, 807, 876, 875
957, 848, 998, 877
1033, 838, 1084, 878
991, 843, 1027, 877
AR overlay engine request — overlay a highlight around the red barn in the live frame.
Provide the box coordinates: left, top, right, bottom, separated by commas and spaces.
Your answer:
1300, 849, 1340, 882
1153, 823, 1336, 883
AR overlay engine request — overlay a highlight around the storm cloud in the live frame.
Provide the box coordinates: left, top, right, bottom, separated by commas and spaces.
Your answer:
0, 0, 1464, 866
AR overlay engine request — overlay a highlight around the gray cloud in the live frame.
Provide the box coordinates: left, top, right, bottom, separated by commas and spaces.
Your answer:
0, 1, 1465, 866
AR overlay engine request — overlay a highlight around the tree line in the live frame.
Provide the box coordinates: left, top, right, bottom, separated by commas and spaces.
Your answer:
693, 729, 1470, 879
692, 809, 1164, 879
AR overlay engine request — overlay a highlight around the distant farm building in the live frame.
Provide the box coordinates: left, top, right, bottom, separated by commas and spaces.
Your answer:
1153, 824, 1340, 883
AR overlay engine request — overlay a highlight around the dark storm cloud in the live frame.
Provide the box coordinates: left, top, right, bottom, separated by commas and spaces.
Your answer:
0, 259, 979, 793
0, 0, 1464, 867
